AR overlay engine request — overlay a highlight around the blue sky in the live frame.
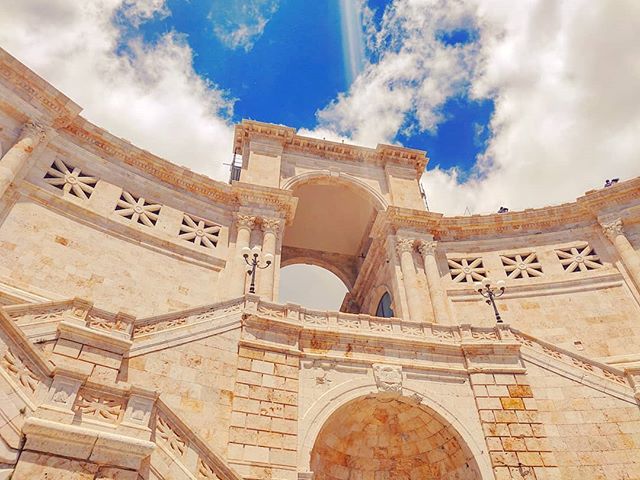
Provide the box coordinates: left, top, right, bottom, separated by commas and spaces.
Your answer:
122, 0, 492, 172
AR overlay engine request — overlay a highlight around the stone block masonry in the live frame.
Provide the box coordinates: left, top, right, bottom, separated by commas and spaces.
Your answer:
471, 372, 561, 480
229, 344, 300, 480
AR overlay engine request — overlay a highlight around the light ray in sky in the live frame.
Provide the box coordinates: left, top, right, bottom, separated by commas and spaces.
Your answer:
339, 0, 366, 86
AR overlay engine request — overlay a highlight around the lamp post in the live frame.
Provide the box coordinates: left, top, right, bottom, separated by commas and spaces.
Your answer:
474, 278, 506, 323
242, 246, 273, 294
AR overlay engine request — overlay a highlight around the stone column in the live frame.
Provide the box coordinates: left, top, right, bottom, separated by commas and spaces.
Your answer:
418, 240, 450, 324
0, 121, 48, 199
231, 214, 256, 297
396, 237, 424, 322
258, 217, 281, 300
602, 218, 640, 292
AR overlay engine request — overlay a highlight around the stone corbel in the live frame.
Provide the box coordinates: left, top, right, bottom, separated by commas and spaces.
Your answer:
35, 367, 88, 423
285, 302, 302, 321
496, 323, 514, 340
244, 293, 260, 314
121, 386, 158, 438
65, 298, 94, 326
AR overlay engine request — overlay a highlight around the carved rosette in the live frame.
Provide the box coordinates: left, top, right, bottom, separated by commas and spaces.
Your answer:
601, 218, 624, 241
418, 240, 437, 257
373, 363, 403, 393
261, 217, 282, 236
235, 214, 256, 232
395, 238, 415, 256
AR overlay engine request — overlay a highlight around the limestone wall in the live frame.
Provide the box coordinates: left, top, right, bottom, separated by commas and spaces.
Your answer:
526, 360, 640, 479
126, 328, 241, 454
440, 230, 640, 360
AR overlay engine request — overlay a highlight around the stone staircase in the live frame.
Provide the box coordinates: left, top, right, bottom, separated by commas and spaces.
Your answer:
1, 295, 639, 478
0, 303, 242, 480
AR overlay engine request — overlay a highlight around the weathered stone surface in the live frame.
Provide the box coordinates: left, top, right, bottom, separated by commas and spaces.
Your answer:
0, 46, 639, 480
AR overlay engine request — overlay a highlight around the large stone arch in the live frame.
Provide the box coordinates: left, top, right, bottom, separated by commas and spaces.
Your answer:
280, 172, 388, 297
282, 170, 388, 212
298, 379, 493, 480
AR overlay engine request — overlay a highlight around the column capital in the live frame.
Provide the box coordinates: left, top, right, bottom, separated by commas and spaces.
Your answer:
601, 218, 624, 241
417, 240, 437, 257
19, 120, 49, 143
235, 213, 257, 231
260, 217, 283, 236
395, 237, 415, 255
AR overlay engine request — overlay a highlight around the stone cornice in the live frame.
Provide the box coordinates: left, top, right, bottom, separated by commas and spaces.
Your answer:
231, 181, 298, 224
0, 48, 82, 127
60, 117, 237, 205
577, 176, 640, 213
234, 120, 428, 176
371, 178, 639, 241
371, 207, 442, 239
22, 417, 155, 469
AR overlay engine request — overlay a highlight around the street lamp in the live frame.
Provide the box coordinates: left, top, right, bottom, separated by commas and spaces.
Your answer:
474, 278, 506, 323
242, 246, 273, 294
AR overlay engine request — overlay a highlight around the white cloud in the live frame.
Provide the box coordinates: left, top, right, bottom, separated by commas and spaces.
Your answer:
279, 264, 347, 311
0, 0, 234, 180
315, 0, 640, 215
317, 0, 477, 147
121, 0, 169, 27
210, 0, 279, 52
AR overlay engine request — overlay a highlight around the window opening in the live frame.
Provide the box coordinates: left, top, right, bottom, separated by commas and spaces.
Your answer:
376, 292, 394, 318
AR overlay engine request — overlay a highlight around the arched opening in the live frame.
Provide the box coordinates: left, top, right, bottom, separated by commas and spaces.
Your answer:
279, 264, 348, 311
375, 291, 394, 318
310, 395, 481, 480
281, 174, 385, 312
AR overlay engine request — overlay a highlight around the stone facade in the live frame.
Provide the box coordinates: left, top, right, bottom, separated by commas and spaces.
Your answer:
0, 47, 639, 480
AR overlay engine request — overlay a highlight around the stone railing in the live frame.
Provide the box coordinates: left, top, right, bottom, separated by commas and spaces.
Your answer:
8, 296, 634, 398
5, 298, 135, 339
0, 304, 242, 479
153, 399, 243, 480
249, 297, 517, 345
133, 297, 245, 337
511, 328, 630, 387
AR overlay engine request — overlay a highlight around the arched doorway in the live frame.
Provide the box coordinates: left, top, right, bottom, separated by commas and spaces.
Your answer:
310, 395, 481, 479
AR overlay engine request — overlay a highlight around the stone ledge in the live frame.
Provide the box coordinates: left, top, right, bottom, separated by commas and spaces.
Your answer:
22, 416, 154, 470
58, 320, 132, 355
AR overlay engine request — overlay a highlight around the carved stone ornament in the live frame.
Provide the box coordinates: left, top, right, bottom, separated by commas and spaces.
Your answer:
20, 120, 48, 143
418, 240, 437, 257
373, 363, 402, 393
50, 380, 77, 406
261, 217, 282, 235
235, 214, 257, 231
601, 218, 624, 241
395, 238, 415, 255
